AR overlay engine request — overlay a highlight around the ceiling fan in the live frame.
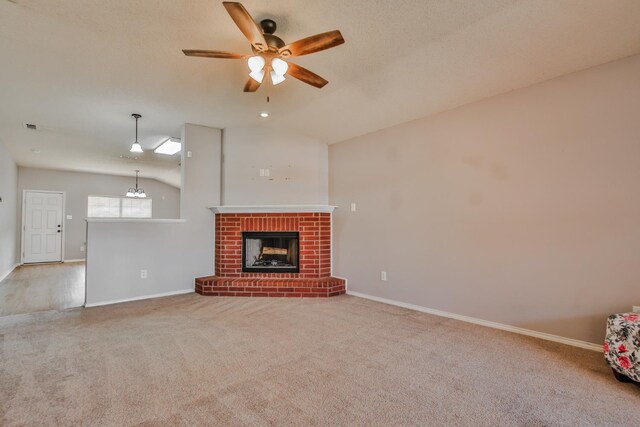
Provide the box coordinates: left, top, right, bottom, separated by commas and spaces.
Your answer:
182, 1, 345, 92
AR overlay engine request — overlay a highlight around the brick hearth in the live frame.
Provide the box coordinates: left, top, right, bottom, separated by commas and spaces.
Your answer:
196, 210, 346, 297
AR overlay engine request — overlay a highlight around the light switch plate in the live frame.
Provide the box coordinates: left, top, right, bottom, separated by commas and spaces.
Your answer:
350, 203, 356, 212
66, 215, 72, 220
140, 269, 148, 279
380, 271, 387, 281
633, 306, 640, 313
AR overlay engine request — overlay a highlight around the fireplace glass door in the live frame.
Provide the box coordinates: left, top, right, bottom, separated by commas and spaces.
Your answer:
242, 232, 299, 273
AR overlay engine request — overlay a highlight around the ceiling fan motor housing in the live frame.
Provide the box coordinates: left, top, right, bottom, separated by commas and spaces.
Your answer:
252, 33, 285, 55
260, 19, 277, 35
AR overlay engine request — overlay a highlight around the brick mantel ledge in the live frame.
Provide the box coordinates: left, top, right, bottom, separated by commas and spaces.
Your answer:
209, 205, 337, 214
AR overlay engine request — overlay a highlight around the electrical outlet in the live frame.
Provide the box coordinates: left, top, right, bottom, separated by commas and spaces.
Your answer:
80, 246, 85, 252
140, 269, 148, 279
66, 214, 72, 220
381, 271, 387, 281
633, 306, 640, 313
187, 151, 192, 158
350, 203, 357, 212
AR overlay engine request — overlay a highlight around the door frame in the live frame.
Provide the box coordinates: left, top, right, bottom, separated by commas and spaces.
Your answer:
21, 190, 66, 264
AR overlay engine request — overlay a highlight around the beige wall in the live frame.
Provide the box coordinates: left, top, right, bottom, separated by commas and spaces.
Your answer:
18, 168, 180, 261
329, 54, 640, 345
222, 126, 328, 205
0, 141, 18, 279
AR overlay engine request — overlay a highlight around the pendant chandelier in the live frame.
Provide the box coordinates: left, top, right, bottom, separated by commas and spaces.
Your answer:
130, 113, 143, 153
126, 170, 146, 198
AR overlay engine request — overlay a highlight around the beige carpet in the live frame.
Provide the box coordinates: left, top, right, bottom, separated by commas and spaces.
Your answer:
0, 294, 638, 426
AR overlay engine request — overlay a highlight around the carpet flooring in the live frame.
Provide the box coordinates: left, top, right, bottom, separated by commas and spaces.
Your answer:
0, 294, 638, 426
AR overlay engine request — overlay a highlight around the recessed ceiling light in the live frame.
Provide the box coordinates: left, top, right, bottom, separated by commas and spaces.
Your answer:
154, 137, 182, 155
260, 112, 269, 118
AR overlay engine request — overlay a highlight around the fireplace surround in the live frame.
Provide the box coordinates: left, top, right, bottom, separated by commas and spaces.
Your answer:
195, 206, 346, 297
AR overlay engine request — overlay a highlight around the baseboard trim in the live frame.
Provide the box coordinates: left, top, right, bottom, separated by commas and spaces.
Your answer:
64, 259, 85, 263
85, 288, 194, 308
0, 263, 20, 282
346, 291, 602, 352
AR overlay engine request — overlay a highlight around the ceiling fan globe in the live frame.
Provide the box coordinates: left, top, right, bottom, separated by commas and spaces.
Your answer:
247, 55, 265, 72
271, 58, 288, 75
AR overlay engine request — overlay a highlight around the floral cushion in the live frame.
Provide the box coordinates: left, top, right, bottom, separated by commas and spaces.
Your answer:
604, 313, 640, 382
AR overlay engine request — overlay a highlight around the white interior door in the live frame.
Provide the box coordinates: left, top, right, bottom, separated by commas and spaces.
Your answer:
23, 191, 64, 263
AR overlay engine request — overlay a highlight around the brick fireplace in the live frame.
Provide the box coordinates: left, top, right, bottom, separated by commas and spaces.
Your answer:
195, 206, 346, 297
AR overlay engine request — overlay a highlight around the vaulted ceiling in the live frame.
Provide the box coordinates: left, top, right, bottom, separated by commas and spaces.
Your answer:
1, 0, 640, 186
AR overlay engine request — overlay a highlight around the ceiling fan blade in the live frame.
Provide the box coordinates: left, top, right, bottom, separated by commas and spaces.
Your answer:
287, 63, 329, 88
279, 30, 345, 58
243, 77, 262, 92
182, 50, 248, 59
223, 2, 268, 52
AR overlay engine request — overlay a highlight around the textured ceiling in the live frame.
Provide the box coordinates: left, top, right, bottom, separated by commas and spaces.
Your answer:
1, 0, 640, 186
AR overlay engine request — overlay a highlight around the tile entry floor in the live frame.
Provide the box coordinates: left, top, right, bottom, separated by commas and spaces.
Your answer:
0, 261, 85, 317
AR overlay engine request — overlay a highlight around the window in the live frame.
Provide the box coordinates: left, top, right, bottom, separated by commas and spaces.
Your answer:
121, 198, 152, 218
87, 196, 152, 218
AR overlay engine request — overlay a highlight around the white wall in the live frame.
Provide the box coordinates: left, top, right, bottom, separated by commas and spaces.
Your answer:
222, 126, 328, 205
85, 220, 190, 305
180, 124, 222, 279
329, 54, 640, 345
0, 141, 18, 279
18, 168, 180, 261
85, 124, 221, 306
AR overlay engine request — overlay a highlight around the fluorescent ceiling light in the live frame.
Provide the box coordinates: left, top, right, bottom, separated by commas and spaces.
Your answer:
154, 138, 182, 155
260, 112, 269, 118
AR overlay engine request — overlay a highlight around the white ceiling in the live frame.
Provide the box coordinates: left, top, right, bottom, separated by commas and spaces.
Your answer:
1, 0, 640, 187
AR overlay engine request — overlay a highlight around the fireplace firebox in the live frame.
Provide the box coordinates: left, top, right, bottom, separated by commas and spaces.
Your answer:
242, 231, 299, 273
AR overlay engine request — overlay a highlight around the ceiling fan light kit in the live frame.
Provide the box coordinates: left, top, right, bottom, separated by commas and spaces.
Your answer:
271, 58, 288, 75
183, 1, 345, 92
247, 55, 265, 72
249, 69, 265, 83
270, 70, 285, 85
